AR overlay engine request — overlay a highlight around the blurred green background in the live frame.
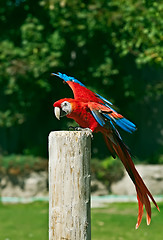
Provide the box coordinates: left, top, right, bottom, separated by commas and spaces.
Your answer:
0, 0, 163, 162
0, 1, 163, 239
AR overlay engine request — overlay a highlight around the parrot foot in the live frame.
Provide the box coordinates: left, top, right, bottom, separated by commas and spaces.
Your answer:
68, 126, 77, 131
68, 126, 93, 136
68, 126, 91, 131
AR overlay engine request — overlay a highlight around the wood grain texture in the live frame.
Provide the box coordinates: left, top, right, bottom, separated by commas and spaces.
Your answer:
49, 131, 91, 240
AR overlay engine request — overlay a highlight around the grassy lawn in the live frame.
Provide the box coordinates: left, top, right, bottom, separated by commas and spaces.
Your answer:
0, 202, 48, 240
0, 201, 162, 240
92, 202, 162, 240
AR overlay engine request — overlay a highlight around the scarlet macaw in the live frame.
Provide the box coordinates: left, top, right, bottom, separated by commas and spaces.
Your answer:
52, 72, 159, 229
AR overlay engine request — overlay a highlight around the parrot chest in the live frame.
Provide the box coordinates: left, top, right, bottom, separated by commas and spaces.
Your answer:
67, 104, 99, 131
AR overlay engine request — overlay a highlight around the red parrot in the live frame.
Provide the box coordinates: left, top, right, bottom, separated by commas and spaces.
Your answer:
52, 72, 159, 229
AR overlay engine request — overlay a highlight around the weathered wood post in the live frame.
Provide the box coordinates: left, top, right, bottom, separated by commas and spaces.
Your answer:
49, 131, 91, 240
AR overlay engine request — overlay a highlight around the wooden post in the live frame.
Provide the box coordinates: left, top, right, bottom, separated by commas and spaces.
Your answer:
49, 131, 91, 240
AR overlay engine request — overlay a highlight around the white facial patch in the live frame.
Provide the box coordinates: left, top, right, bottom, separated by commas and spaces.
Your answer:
61, 101, 72, 115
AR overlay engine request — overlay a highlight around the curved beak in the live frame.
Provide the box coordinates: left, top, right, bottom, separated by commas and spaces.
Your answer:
54, 107, 61, 120
54, 107, 67, 120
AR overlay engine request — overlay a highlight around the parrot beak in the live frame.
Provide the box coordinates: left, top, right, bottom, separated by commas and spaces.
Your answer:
54, 107, 67, 120
54, 107, 61, 120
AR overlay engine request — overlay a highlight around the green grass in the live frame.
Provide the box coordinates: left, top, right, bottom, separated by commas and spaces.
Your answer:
0, 201, 162, 240
92, 202, 162, 240
0, 202, 48, 240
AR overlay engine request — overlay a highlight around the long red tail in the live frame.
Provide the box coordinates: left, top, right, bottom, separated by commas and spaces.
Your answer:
103, 132, 160, 229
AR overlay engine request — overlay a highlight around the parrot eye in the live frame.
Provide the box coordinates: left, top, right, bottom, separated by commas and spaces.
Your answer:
61, 101, 72, 115
62, 101, 68, 107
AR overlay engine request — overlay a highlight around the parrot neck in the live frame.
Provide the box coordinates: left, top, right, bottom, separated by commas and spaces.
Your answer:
66, 100, 99, 132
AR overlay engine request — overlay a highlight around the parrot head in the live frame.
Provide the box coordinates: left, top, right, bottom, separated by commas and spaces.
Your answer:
53, 98, 73, 120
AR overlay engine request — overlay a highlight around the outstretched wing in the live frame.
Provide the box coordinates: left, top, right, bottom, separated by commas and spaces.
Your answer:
52, 72, 113, 105
88, 102, 136, 133
53, 72, 136, 133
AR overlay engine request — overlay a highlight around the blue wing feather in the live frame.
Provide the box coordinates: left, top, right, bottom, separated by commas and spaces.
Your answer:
91, 109, 105, 127
103, 113, 136, 133
95, 93, 113, 106
52, 72, 86, 87
115, 118, 136, 133
91, 110, 123, 139
52, 73, 113, 105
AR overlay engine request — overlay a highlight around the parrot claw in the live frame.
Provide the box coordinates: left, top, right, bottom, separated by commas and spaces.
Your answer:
68, 126, 90, 131
76, 127, 93, 138
68, 126, 93, 137
68, 126, 77, 131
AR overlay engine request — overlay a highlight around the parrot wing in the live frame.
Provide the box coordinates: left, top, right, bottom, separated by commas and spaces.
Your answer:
88, 102, 136, 133
52, 73, 136, 133
52, 72, 113, 106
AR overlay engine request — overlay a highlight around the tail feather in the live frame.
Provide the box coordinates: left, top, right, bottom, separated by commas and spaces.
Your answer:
103, 132, 159, 228
136, 189, 144, 229
103, 135, 116, 159
144, 194, 151, 226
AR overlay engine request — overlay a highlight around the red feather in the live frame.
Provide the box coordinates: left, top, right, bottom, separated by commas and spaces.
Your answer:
103, 130, 159, 228
53, 74, 160, 228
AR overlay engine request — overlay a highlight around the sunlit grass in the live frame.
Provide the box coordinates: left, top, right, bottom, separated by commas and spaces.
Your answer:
0, 201, 162, 240
92, 202, 162, 240
0, 202, 48, 240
